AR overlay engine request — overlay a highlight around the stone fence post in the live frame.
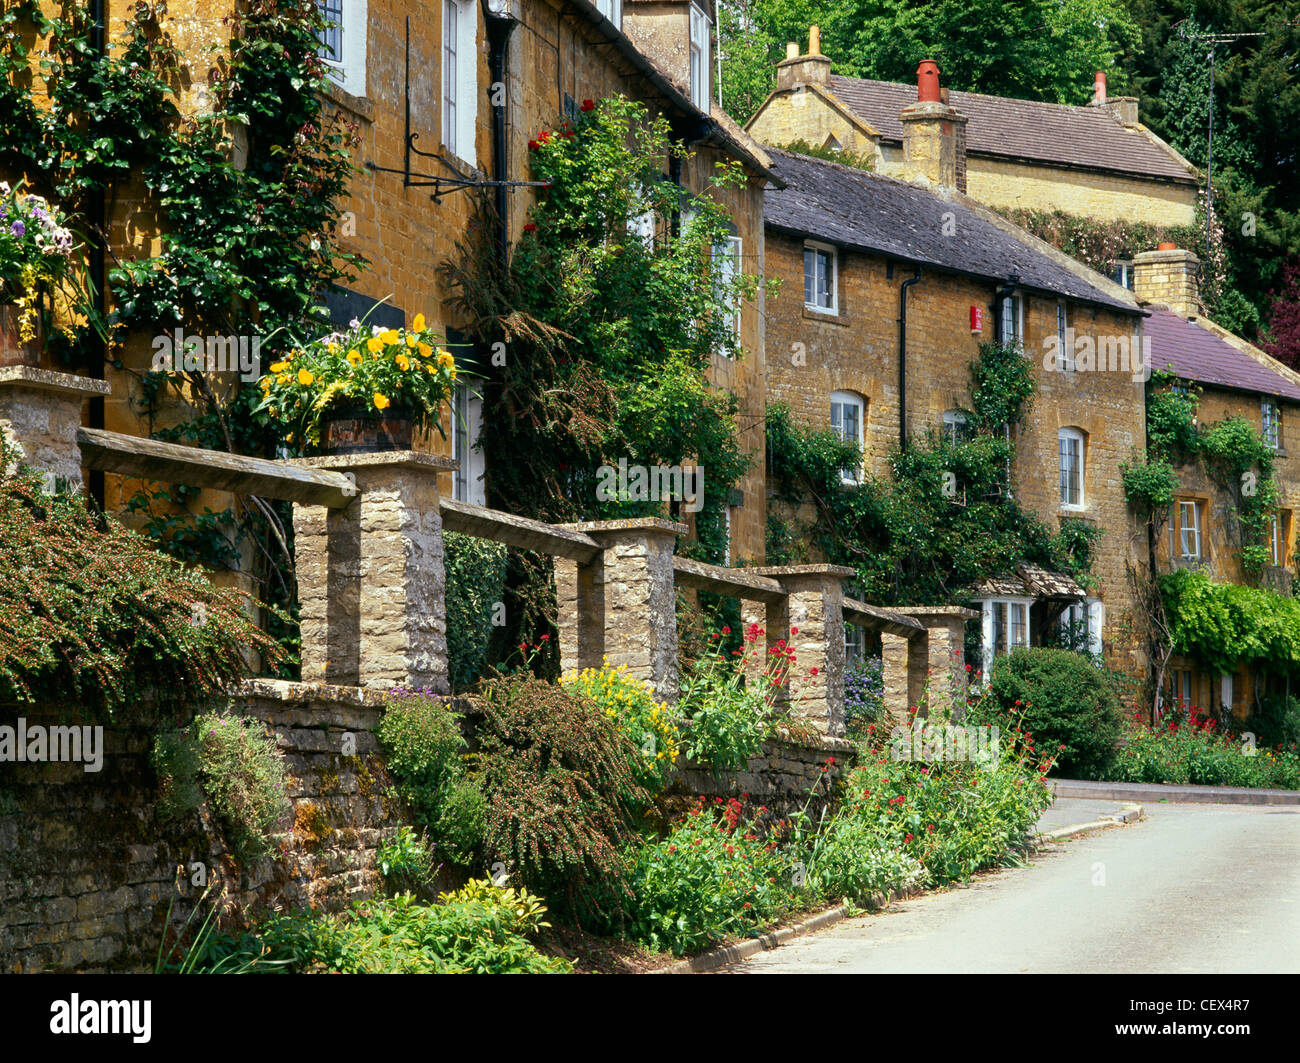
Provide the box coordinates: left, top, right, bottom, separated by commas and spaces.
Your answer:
0, 367, 110, 491
901, 606, 980, 718
555, 518, 686, 702
293, 452, 455, 693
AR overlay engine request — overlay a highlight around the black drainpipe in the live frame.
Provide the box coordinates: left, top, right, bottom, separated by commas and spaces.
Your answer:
87, 0, 107, 509
898, 264, 921, 450
485, 13, 516, 271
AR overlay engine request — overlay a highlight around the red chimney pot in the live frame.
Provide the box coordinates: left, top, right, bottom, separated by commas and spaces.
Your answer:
1094, 71, 1107, 104
917, 60, 941, 103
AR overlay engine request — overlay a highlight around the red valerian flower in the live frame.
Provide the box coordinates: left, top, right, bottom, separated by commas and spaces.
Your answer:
580, 98, 595, 111
527, 139, 539, 151
904, 832, 914, 843
523, 222, 537, 233
537, 129, 552, 144
810, 667, 819, 676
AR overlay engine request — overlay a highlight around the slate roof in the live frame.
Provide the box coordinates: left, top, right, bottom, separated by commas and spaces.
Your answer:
1145, 308, 1300, 402
827, 75, 1195, 183
763, 148, 1139, 312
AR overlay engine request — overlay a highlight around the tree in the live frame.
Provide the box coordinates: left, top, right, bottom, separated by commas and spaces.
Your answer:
1262, 256, 1300, 370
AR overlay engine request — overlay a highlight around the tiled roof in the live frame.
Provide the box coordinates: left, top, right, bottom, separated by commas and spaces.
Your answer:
1145, 308, 1300, 401
763, 148, 1139, 312
827, 74, 1195, 183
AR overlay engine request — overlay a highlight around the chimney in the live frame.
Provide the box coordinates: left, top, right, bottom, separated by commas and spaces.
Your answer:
1132, 245, 1202, 318
1093, 71, 1106, 105
899, 60, 968, 193
1088, 70, 1140, 126
775, 25, 831, 91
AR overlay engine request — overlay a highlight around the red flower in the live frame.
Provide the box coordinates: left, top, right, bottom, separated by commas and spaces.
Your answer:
904, 832, 914, 843
523, 222, 537, 233
810, 667, 819, 676
580, 98, 595, 111
722, 626, 731, 635
791, 626, 799, 635
527, 139, 539, 151
538, 129, 551, 144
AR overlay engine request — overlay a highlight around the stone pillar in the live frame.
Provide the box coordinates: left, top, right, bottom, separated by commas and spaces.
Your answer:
881, 632, 912, 726
750, 565, 855, 736
903, 607, 980, 719
0, 367, 109, 491
294, 453, 455, 693
739, 597, 788, 693
556, 518, 685, 702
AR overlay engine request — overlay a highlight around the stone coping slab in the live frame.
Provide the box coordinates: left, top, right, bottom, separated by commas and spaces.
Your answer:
902, 605, 981, 621
0, 366, 111, 397
747, 563, 857, 579
562, 517, 689, 535
293, 450, 457, 472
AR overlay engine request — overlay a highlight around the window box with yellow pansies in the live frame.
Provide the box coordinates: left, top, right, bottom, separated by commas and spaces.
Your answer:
253, 313, 461, 454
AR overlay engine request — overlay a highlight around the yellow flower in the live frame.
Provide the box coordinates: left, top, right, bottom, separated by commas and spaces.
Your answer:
395, 354, 411, 371
406, 334, 417, 348
276, 373, 290, 385
437, 350, 455, 370
346, 350, 363, 367
269, 361, 288, 374
373, 392, 390, 410
418, 342, 433, 358
422, 364, 435, 374
327, 342, 341, 355
366, 337, 382, 354
297, 368, 315, 386
413, 313, 426, 332
381, 329, 400, 346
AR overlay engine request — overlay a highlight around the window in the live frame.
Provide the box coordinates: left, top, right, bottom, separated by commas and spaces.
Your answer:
997, 292, 1022, 348
689, 3, 711, 110
1059, 598, 1104, 656
316, 0, 366, 98
713, 234, 742, 353
594, 0, 622, 29
1172, 499, 1203, 560
1168, 668, 1194, 710
722, 505, 733, 565
1271, 511, 1290, 566
1056, 302, 1071, 372
979, 598, 1031, 677
1110, 261, 1135, 290
845, 622, 867, 665
1220, 672, 1234, 713
942, 410, 969, 444
450, 383, 486, 505
442, 0, 477, 164
1262, 399, 1281, 451
1059, 428, 1085, 509
830, 391, 865, 484
804, 242, 836, 313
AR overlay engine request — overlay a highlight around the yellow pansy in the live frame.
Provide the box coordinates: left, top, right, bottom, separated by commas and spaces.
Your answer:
373, 392, 390, 410
413, 313, 426, 332
437, 350, 455, 369
346, 350, 363, 367
405, 334, 417, 348
276, 373, 290, 385
297, 368, 315, 386
417, 342, 433, 358
366, 336, 383, 354
269, 361, 288, 374
381, 329, 400, 346
395, 354, 411, 371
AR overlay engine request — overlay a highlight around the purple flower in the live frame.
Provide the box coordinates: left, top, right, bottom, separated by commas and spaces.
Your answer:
10, 221, 24, 237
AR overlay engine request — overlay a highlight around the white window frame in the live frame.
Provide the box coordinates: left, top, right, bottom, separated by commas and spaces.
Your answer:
450, 383, 486, 505
804, 241, 837, 314
714, 234, 742, 353
1056, 302, 1072, 372
1086, 597, 1104, 658
594, 0, 622, 29
317, 0, 367, 99
1059, 427, 1085, 510
979, 597, 1032, 679
442, 0, 477, 165
722, 505, 732, 566
1271, 510, 1289, 567
830, 390, 865, 485
845, 621, 867, 666
1173, 499, 1203, 560
942, 410, 969, 445
997, 292, 1023, 350
689, 3, 711, 111
1220, 672, 1234, 713
1262, 399, 1281, 451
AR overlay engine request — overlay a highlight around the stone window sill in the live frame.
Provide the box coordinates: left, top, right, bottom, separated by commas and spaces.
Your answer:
318, 77, 375, 123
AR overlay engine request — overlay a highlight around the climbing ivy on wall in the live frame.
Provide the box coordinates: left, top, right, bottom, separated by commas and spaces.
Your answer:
0, 0, 363, 662
765, 341, 1097, 606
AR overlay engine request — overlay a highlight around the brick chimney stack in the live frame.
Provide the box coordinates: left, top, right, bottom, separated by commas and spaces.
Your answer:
1132, 245, 1202, 318
775, 25, 831, 90
899, 60, 968, 193
1088, 69, 1141, 126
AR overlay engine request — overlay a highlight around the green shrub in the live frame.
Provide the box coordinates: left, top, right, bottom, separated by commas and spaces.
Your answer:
433, 775, 487, 866
800, 811, 926, 907
151, 712, 292, 865
444, 532, 509, 691
978, 647, 1123, 778
377, 826, 435, 895
241, 883, 570, 973
469, 673, 649, 910
1244, 692, 1300, 752
1105, 711, 1300, 789
0, 457, 283, 714
375, 690, 467, 835
626, 800, 803, 955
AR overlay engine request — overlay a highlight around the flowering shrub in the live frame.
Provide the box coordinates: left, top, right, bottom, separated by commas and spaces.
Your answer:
254, 311, 460, 450
561, 662, 682, 790
151, 712, 293, 866
0, 180, 78, 342
799, 809, 927, 907
626, 799, 803, 954
1105, 709, 1300, 790
844, 655, 884, 736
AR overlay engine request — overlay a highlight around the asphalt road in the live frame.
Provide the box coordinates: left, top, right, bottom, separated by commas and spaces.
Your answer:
717, 801, 1300, 974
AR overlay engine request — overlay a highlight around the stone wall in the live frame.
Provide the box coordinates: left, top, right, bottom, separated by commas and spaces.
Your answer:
0, 681, 403, 974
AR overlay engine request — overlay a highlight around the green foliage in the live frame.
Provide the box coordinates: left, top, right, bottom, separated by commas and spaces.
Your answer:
0, 456, 283, 713
799, 808, 926, 907
1120, 458, 1179, 515
677, 631, 787, 770
1105, 710, 1300, 790
376, 826, 435, 895
242, 886, 570, 973
765, 342, 1093, 605
1245, 692, 1300, 753
975, 647, 1124, 778
375, 691, 467, 839
774, 139, 874, 171
151, 712, 293, 865
625, 801, 804, 955
1160, 569, 1300, 676
999, 209, 1202, 282
444, 532, 509, 692
561, 664, 683, 791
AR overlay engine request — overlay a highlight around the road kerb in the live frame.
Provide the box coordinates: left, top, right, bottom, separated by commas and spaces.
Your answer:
1039, 803, 1143, 842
